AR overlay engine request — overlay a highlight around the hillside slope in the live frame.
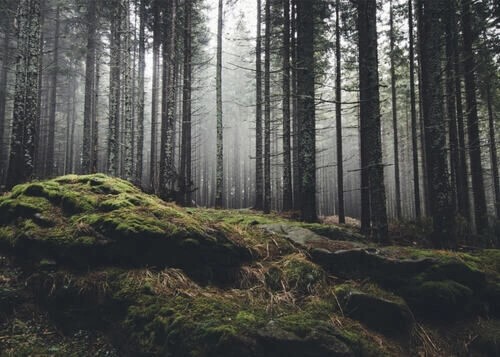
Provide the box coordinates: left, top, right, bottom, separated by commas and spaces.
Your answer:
0, 174, 499, 356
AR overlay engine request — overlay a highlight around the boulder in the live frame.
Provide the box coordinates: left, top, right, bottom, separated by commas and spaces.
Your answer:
341, 291, 415, 339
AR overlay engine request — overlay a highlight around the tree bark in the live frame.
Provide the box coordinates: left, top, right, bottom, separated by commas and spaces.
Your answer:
335, 0, 345, 224
291, 0, 300, 210
264, 0, 271, 213
486, 84, 500, 220
180, 0, 192, 205
0, 28, 10, 177
419, 0, 454, 247
296, 0, 317, 222
82, 0, 97, 174
255, 0, 264, 210
358, 0, 388, 242
282, 0, 292, 211
214, 0, 223, 207
6, 0, 41, 188
408, 0, 421, 219
389, 0, 401, 219
135, 0, 145, 186
159, 0, 178, 199
107, 0, 121, 176
123, 0, 133, 181
461, 0, 488, 233
150, 0, 160, 192
445, 0, 460, 216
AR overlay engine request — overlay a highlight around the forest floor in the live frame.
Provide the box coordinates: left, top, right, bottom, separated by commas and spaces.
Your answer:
0, 174, 499, 356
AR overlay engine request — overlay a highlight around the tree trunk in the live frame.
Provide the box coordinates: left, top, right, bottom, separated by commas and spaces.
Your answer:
107, 0, 121, 176
0, 28, 10, 178
64, 78, 75, 174
445, 0, 459, 216
91, 48, 100, 173
419, 0, 454, 247
135, 0, 145, 186
461, 0, 488, 233
150, 0, 160, 192
6, 0, 41, 188
408, 0, 421, 219
486, 83, 500, 219
358, 0, 388, 242
453, 13, 470, 221
123, 0, 134, 181
214, 0, 223, 207
296, 0, 317, 222
45, 5, 60, 177
180, 0, 192, 205
282, 0, 292, 211
291, 0, 300, 210
82, 0, 97, 174
335, 0, 345, 224
264, 0, 271, 213
389, 0, 401, 220
159, 0, 178, 199
255, 0, 263, 210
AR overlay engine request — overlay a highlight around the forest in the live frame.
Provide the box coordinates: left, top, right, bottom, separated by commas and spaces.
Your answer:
0, 0, 499, 355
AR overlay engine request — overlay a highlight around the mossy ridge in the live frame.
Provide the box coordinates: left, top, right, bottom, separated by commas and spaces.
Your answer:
0, 175, 251, 272
29, 267, 390, 356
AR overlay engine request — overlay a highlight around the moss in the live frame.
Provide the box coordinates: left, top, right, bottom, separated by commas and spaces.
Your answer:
264, 254, 325, 295
404, 279, 473, 318
296, 222, 363, 242
334, 282, 404, 305
0, 198, 44, 224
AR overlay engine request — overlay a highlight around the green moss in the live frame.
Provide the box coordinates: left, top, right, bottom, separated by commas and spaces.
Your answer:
0, 198, 43, 224
404, 279, 473, 318
334, 282, 404, 305
265, 254, 325, 294
296, 222, 363, 242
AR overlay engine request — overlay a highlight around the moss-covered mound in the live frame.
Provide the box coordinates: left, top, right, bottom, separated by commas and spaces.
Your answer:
0, 174, 250, 278
0, 175, 499, 356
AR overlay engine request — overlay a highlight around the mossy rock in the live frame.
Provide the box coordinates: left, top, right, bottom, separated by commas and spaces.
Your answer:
402, 280, 474, 319
340, 290, 414, 339
0, 175, 251, 279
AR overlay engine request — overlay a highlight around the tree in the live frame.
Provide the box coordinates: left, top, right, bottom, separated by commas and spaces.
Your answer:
6, 0, 41, 188
180, 0, 193, 205
123, 0, 133, 181
282, 0, 292, 211
107, 0, 121, 176
444, 0, 460, 217
419, 0, 454, 246
389, 0, 401, 219
296, 0, 317, 222
255, 0, 264, 210
214, 0, 223, 207
150, 0, 160, 193
0, 14, 12, 180
263, 0, 271, 214
159, 0, 178, 199
135, 0, 145, 186
335, 0, 344, 224
461, 0, 488, 233
408, 0, 420, 219
357, 0, 388, 241
45, 4, 61, 177
82, 0, 97, 174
